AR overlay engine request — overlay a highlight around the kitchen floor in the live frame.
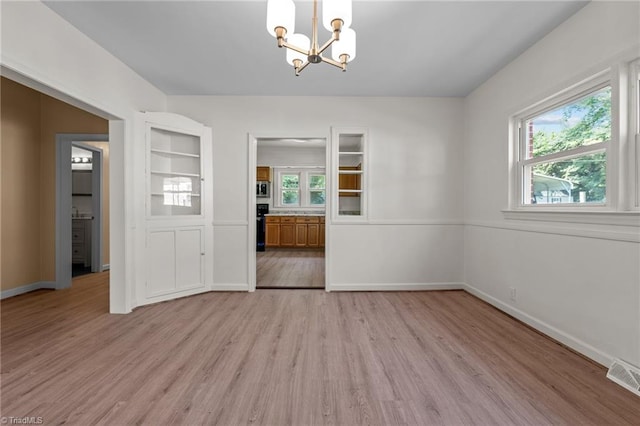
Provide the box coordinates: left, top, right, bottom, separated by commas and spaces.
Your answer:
256, 249, 324, 288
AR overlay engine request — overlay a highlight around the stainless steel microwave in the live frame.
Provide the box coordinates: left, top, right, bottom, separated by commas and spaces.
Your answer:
256, 181, 270, 198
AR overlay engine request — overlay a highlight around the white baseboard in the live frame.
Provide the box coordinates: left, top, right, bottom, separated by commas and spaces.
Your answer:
211, 283, 250, 291
102, 264, 110, 271
329, 282, 465, 292
1, 281, 57, 300
463, 283, 613, 367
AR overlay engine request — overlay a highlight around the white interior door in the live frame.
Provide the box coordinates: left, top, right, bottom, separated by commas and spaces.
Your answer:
135, 112, 213, 307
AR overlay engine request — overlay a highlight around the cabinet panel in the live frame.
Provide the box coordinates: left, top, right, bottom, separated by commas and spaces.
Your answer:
175, 228, 204, 289
266, 223, 280, 247
147, 231, 177, 296
295, 223, 308, 247
319, 223, 325, 248
146, 227, 204, 297
256, 166, 271, 182
280, 223, 296, 247
307, 223, 320, 247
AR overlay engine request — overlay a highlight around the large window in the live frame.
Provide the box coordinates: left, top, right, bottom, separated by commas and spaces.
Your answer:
275, 169, 325, 208
523, 86, 610, 205
513, 77, 612, 208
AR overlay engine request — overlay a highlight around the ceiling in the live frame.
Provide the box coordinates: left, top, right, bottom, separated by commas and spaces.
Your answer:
44, 0, 588, 97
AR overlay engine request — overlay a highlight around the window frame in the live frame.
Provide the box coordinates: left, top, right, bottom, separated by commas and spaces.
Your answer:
510, 71, 616, 212
274, 167, 326, 209
630, 58, 640, 210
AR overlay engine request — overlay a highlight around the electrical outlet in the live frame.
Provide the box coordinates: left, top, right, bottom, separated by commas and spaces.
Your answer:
509, 287, 517, 301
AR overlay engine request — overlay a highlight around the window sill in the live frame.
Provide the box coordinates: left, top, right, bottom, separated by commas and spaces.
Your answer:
502, 209, 640, 227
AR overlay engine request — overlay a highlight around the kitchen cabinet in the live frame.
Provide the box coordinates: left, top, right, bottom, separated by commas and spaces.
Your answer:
257, 166, 271, 182
296, 216, 320, 247
265, 216, 280, 247
264, 216, 324, 248
279, 217, 296, 247
319, 217, 325, 248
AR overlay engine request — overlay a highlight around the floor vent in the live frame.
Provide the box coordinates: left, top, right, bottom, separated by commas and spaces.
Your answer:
607, 358, 640, 397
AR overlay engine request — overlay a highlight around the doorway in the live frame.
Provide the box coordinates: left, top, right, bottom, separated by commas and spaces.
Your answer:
56, 134, 108, 289
251, 137, 327, 290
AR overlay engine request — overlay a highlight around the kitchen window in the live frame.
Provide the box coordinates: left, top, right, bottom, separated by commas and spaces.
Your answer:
275, 168, 325, 208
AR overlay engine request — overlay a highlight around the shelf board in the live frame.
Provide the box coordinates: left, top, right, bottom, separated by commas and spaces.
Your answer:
150, 148, 200, 158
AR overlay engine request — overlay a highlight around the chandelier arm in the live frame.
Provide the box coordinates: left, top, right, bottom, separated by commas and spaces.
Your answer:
317, 35, 338, 56
296, 61, 311, 75
280, 41, 309, 56
320, 56, 347, 71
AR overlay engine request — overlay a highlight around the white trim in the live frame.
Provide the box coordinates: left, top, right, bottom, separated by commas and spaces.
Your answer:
213, 220, 249, 226
502, 210, 640, 227
1, 282, 57, 300
102, 264, 111, 271
468, 220, 640, 243
464, 283, 613, 367
212, 283, 251, 291
332, 219, 464, 226
330, 282, 465, 292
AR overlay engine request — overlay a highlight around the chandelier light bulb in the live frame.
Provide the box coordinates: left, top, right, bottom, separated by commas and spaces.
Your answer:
322, 0, 352, 32
266, 0, 296, 37
332, 27, 356, 63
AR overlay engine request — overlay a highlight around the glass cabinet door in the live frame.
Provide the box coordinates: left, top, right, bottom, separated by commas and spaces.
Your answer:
149, 127, 202, 216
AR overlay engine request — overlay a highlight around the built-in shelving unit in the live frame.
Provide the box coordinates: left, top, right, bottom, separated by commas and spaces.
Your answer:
336, 131, 366, 217
149, 127, 202, 216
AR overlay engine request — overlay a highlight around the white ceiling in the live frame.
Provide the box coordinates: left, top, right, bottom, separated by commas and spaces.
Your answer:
44, 0, 588, 97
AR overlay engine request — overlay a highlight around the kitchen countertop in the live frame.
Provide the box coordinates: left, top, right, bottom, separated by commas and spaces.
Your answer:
265, 212, 325, 216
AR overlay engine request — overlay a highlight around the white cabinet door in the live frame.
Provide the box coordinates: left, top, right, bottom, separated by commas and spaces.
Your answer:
147, 227, 205, 298
136, 112, 213, 307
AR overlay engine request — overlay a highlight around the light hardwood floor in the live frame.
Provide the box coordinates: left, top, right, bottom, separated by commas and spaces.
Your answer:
257, 248, 325, 288
2, 272, 639, 425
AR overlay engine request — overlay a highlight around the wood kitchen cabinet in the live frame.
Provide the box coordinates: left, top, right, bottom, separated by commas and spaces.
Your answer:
265, 216, 280, 247
256, 166, 271, 182
279, 217, 296, 247
319, 217, 325, 248
264, 216, 324, 248
296, 216, 320, 247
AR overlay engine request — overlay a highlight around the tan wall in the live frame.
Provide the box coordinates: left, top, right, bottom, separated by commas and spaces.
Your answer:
1, 78, 43, 289
83, 141, 110, 266
1, 77, 108, 290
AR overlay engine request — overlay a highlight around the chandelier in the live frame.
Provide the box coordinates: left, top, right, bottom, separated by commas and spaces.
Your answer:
266, 0, 356, 76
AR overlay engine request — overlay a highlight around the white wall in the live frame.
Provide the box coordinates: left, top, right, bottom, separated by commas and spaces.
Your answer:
463, 1, 640, 365
1, 1, 167, 312
169, 96, 465, 289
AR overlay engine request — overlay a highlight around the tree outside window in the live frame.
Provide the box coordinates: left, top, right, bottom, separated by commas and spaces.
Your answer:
522, 86, 610, 204
281, 174, 300, 205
